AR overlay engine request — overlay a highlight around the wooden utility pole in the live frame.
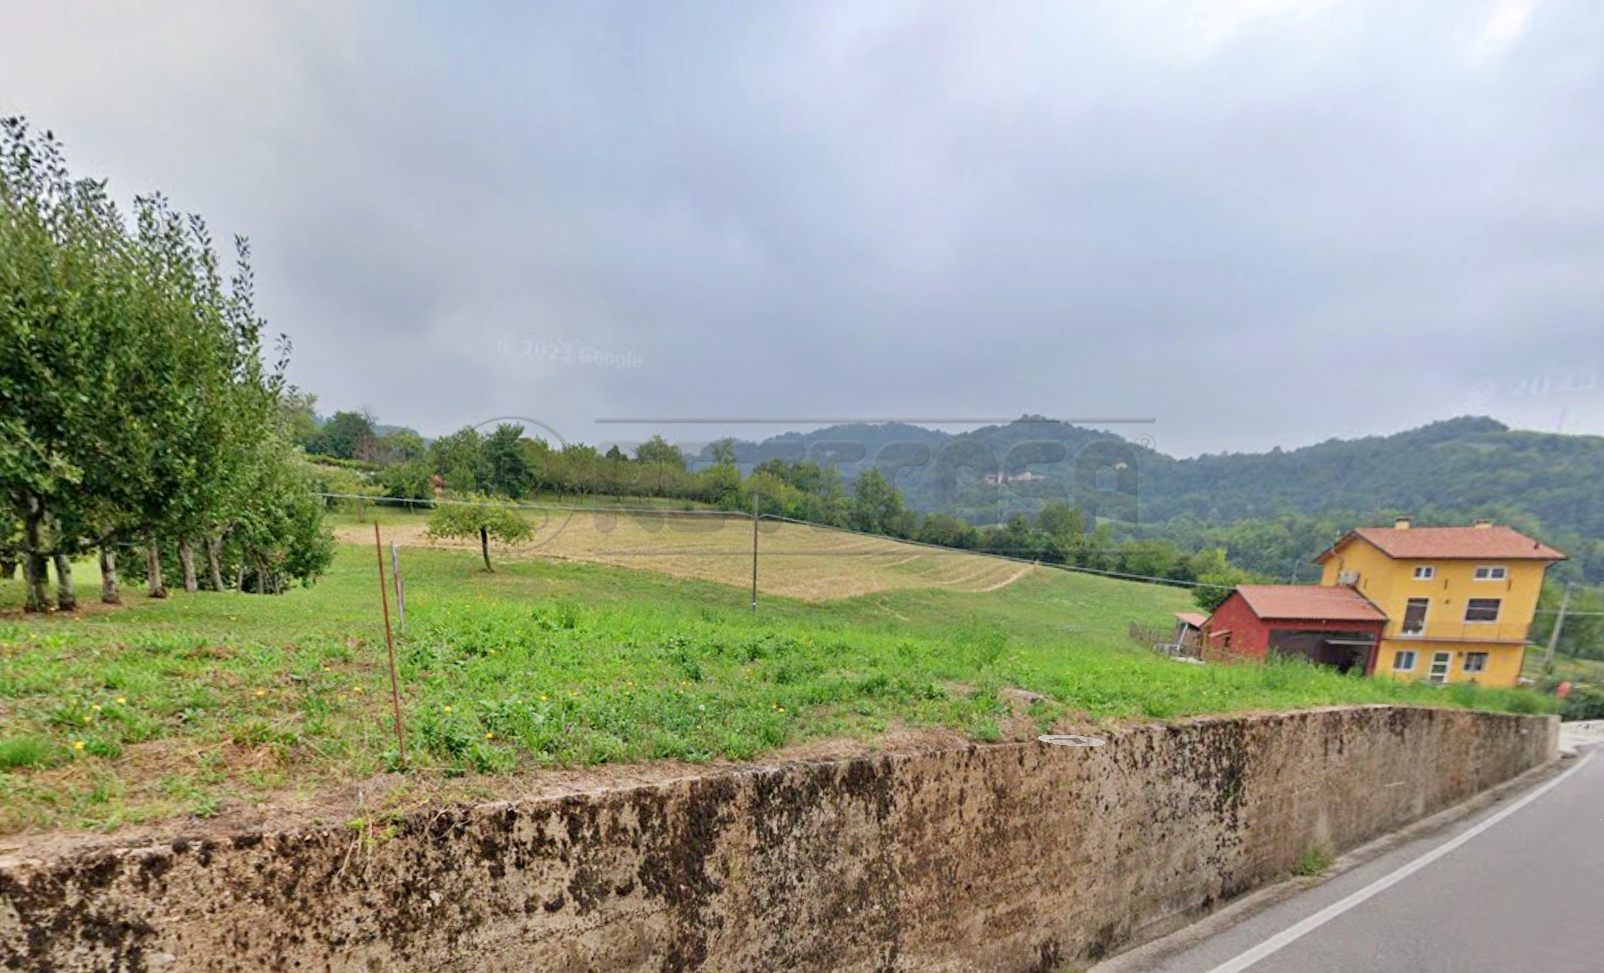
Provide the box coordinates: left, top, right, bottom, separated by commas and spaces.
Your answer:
751, 492, 760, 616
1543, 581, 1574, 673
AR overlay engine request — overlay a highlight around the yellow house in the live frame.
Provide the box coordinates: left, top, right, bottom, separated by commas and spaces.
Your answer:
1315, 519, 1565, 688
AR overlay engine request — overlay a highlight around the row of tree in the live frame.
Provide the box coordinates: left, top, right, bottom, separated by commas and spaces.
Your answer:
1, 117, 333, 611
319, 412, 1252, 594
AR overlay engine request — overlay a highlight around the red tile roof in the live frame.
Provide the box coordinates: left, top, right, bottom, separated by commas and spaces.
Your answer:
1232, 585, 1388, 622
1173, 612, 1208, 629
1316, 525, 1565, 563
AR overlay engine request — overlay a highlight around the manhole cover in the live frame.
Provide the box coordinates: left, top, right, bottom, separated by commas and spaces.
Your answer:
1037, 734, 1106, 747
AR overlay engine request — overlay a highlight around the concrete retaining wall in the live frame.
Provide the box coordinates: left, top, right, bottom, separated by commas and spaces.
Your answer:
0, 706, 1557, 972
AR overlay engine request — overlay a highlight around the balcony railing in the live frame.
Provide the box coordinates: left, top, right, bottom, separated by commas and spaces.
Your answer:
1389, 620, 1530, 644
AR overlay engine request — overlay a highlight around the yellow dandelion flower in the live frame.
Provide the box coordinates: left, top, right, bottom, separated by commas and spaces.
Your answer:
82, 716, 91, 723
443, 705, 453, 713
539, 695, 548, 701
115, 697, 127, 705
255, 690, 266, 697
73, 740, 86, 751
485, 732, 495, 740
91, 704, 101, 711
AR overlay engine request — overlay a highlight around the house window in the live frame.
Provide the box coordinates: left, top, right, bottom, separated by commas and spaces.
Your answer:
1393, 650, 1417, 672
1465, 598, 1502, 623
1401, 597, 1429, 636
1474, 566, 1507, 581
1414, 565, 1435, 580
1464, 652, 1489, 673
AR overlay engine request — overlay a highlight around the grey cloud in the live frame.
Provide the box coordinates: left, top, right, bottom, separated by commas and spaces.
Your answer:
3, 0, 1601, 455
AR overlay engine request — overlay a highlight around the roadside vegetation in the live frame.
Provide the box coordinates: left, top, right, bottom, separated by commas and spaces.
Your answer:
0, 534, 1555, 835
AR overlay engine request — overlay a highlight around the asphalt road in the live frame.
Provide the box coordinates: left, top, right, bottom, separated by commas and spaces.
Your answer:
1095, 738, 1604, 973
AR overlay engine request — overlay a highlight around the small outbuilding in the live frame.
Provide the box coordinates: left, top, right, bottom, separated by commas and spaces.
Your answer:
1203, 585, 1387, 674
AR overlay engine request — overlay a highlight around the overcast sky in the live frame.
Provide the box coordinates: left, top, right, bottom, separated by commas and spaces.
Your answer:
4, 0, 1601, 456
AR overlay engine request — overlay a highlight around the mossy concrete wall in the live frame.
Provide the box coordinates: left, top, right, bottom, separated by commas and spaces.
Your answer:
0, 706, 1557, 972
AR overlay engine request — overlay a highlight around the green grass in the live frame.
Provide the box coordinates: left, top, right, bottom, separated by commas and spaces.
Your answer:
0, 539, 1556, 834
1291, 842, 1336, 877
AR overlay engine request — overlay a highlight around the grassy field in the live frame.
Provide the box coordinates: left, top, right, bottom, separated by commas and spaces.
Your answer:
332, 505, 1037, 600
0, 516, 1555, 836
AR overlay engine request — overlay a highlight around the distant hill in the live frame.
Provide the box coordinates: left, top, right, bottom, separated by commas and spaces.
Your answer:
704, 416, 1604, 581
1138, 417, 1604, 531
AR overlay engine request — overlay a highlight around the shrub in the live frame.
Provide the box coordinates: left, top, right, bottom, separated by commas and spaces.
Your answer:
1561, 684, 1604, 722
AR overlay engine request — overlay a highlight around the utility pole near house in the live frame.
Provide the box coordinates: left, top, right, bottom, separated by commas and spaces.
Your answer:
1544, 582, 1574, 673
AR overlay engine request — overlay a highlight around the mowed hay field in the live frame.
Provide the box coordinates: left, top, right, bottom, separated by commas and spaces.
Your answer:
334, 507, 1035, 601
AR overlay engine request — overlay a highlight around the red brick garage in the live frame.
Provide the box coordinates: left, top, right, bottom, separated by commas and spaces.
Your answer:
1203, 585, 1387, 675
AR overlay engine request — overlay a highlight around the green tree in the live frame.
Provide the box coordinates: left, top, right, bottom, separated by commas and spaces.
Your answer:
919, 513, 979, 549
430, 427, 486, 493
1035, 502, 1084, 543
1529, 584, 1604, 663
481, 424, 532, 498
280, 390, 320, 449
307, 410, 376, 461
635, 435, 685, 470
1, 117, 331, 607
426, 495, 533, 571
1191, 553, 1258, 612
375, 429, 426, 465
850, 468, 911, 536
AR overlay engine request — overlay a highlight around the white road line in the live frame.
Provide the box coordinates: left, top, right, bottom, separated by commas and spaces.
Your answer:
1203, 751, 1595, 973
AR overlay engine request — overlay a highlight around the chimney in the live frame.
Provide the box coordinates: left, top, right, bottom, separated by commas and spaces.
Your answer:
1473, 519, 1494, 529
1394, 517, 1412, 530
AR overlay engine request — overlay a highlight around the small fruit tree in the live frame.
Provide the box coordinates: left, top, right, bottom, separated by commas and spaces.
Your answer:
425, 495, 532, 571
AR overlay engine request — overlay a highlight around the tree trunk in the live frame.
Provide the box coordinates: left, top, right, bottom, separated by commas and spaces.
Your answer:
22, 554, 49, 612
146, 538, 167, 599
480, 526, 493, 571
179, 538, 198, 593
22, 502, 49, 612
206, 537, 225, 592
0, 559, 14, 580
99, 546, 121, 605
52, 552, 77, 611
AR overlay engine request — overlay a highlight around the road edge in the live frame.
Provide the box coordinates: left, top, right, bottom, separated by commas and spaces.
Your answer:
1088, 751, 1580, 973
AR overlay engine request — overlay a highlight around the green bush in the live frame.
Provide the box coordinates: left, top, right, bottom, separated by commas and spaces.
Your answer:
1561, 684, 1604, 722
